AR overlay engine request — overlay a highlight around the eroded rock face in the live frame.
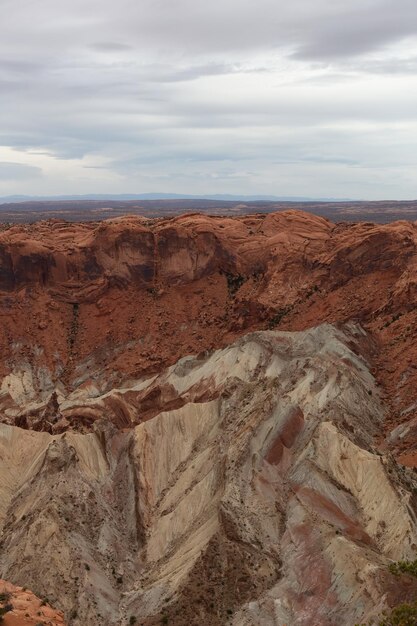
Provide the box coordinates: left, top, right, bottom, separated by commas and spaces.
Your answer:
3, 211, 417, 625
1, 324, 417, 625
1, 211, 417, 454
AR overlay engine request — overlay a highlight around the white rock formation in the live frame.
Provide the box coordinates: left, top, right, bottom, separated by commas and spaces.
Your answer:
0, 323, 416, 625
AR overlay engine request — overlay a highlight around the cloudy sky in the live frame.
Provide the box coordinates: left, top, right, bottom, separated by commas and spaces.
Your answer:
1, 0, 417, 199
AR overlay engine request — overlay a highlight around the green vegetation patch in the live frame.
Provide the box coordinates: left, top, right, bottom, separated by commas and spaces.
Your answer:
379, 601, 417, 626
224, 272, 246, 296
268, 307, 291, 329
389, 559, 417, 578
356, 601, 417, 626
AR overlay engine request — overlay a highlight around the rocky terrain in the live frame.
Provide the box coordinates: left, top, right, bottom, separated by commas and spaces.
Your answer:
2, 198, 417, 224
1, 210, 417, 624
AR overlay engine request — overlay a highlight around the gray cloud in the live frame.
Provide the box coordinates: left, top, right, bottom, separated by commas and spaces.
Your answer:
0, 162, 43, 181
291, 0, 417, 60
90, 42, 133, 52
0, 0, 416, 198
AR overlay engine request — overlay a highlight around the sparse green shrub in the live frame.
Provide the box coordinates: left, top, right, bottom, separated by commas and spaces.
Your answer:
388, 559, 417, 578
129, 617, 137, 625
305, 285, 319, 299
68, 302, 79, 351
268, 307, 291, 329
355, 601, 417, 626
224, 272, 245, 296
379, 601, 417, 625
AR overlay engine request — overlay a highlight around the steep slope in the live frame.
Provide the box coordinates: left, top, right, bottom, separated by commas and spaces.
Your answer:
2, 210, 417, 625
1, 211, 417, 455
1, 324, 417, 625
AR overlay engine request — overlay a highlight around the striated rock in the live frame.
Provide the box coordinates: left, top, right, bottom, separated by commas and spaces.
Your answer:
0, 324, 417, 624
3, 211, 417, 624
1, 211, 417, 454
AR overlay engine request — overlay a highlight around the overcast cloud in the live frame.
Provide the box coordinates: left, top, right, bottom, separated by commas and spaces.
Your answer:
1, 0, 417, 199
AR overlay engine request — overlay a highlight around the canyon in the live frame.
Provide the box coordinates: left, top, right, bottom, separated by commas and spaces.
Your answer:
1, 210, 417, 624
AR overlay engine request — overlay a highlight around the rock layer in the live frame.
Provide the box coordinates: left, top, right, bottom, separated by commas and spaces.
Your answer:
1, 211, 417, 452
1, 324, 417, 625
2, 211, 417, 624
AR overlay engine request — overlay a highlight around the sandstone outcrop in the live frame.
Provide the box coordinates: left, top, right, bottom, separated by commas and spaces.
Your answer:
1, 211, 417, 447
0, 579, 65, 625
1, 324, 417, 624
2, 211, 417, 624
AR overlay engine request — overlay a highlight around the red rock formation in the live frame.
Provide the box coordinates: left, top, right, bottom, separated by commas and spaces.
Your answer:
1, 210, 417, 454
3, 211, 417, 625
0, 579, 65, 625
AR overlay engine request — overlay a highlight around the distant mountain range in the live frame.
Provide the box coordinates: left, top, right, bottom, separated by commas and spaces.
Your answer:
0, 193, 354, 204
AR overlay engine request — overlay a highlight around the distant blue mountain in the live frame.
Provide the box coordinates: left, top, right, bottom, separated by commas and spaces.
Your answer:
0, 193, 355, 203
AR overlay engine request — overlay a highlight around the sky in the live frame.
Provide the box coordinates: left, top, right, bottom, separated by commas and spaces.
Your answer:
1, 0, 417, 199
